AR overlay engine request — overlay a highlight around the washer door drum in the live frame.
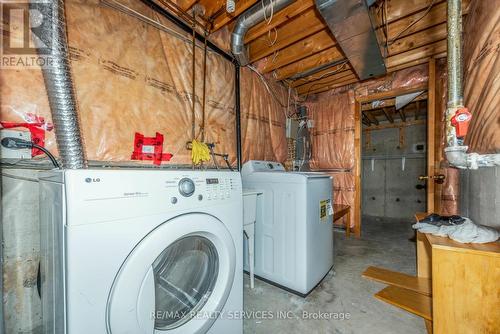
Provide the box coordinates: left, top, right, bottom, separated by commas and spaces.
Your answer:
106, 213, 236, 334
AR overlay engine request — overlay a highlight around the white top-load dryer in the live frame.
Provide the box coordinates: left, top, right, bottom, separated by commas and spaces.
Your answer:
38, 169, 242, 334
241, 160, 334, 296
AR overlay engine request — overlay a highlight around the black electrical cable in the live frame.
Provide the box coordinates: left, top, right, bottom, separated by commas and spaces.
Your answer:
1, 137, 61, 169
32, 144, 61, 169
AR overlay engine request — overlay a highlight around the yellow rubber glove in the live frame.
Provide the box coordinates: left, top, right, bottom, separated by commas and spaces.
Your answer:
191, 139, 211, 165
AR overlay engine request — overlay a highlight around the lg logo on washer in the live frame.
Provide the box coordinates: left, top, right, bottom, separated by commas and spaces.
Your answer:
85, 177, 101, 183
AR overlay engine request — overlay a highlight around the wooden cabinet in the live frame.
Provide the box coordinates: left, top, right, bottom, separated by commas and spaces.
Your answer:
363, 213, 500, 333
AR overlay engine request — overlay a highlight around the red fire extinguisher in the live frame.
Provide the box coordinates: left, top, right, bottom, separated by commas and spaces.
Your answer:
451, 107, 472, 138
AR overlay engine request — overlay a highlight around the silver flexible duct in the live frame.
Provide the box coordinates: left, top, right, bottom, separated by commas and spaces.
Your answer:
447, 0, 463, 109
445, 0, 463, 147
231, 0, 294, 66
31, 0, 87, 168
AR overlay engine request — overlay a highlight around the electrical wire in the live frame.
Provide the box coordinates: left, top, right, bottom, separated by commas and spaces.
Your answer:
262, 0, 274, 25
32, 144, 61, 169
296, 61, 350, 102
267, 28, 278, 47
386, 0, 437, 46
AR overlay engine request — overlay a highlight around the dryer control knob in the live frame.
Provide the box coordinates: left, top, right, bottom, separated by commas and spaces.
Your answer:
178, 178, 195, 197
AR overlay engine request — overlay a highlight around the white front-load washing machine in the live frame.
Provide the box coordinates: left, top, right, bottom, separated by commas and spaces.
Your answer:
38, 169, 242, 334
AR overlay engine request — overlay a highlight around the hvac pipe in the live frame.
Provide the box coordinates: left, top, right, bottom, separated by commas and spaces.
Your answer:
445, 0, 463, 147
443, 0, 500, 169
231, 0, 294, 66
30, 0, 86, 168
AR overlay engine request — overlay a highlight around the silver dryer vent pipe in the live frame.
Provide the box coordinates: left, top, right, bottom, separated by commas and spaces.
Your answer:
231, 0, 294, 66
31, 0, 87, 169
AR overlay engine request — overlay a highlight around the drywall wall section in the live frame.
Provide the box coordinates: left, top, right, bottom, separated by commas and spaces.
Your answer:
362, 125, 427, 219
0, 0, 287, 166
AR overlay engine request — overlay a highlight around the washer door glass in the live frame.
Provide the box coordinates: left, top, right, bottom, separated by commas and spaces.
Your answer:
153, 236, 218, 330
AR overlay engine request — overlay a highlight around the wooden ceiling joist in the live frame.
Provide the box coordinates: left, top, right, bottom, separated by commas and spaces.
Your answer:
386, 39, 446, 68
296, 70, 354, 95
382, 108, 394, 123
362, 114, 372, 126
179, 0, 199, 11
376, 0, 447, 24
388, 22, 446, 56
210, 0, 258, 32
357, 84, 428, 103
305, 76, 359, 96
290, 63, 352, 88
361, 93, 428, 111
248, 8, 325, 62
274, 46, 344, 81
364, 111, 380, 126
374, 0, 469, 41
260, 29, 336, 73
196, 0, 226, 18
399, 107, 407, 122
363, 119, 426, 131
244, 0, 315, 44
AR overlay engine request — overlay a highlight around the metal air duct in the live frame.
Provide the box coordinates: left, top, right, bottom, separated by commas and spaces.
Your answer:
315, 0, 386, 80
231, 0, 294, 66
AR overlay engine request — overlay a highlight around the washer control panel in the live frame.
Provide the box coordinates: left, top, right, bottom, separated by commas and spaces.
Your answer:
163, 172, 240, 205
205, 177, 234, 201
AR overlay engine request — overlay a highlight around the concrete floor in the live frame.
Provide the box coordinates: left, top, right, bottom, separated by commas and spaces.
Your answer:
243, 216, 426, 334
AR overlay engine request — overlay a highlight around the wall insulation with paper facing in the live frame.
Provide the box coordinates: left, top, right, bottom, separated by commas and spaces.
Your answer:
305, 64, 430, 228
1, 0, 288, 166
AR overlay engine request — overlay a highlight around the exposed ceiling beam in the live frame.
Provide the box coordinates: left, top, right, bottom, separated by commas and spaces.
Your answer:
362, 114, 372, 126
375, 0, 447, 25
386, 39, 446, 68
295, 69, 353, 95
290, 63, 352, 88
373, 0, 469, 41
304, 76, 359, 96
260, 29, 336, 73
388, 22, 446, 56
382, 107, 394, 123
364, 111, 379, 125
357, 84, 428, 103
248, 8, 325, 62
274, 46, 344, 80
197, 0, 225, 18
360, 93, 428, 111
244, 0, 315, 44
210, 0, 258, 32
363, 119, 426, 131
179, 0, 199, 11
398, 106, 407, 122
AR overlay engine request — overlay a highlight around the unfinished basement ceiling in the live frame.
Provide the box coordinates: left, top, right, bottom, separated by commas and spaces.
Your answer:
362, 99, 428, 127
174, 0, 471, 95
